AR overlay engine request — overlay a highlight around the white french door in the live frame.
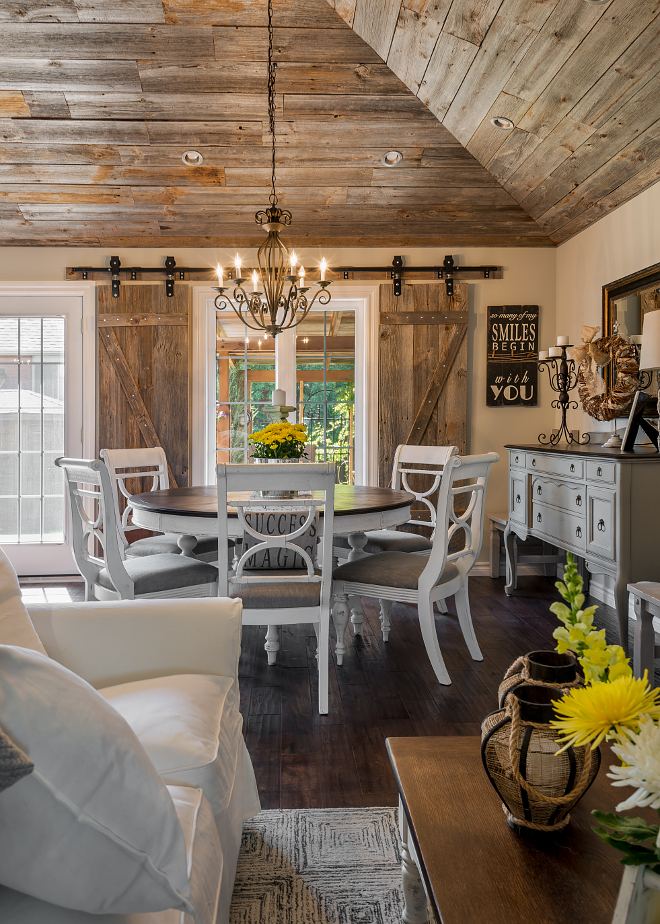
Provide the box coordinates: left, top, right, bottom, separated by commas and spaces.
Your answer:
0, 288, 95, 575
191, 286, 379, 488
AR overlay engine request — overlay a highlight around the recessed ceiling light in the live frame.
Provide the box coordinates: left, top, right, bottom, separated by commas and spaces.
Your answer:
181, 150, 204, 166
491, 117, 515, 130
381, 150, 403, 167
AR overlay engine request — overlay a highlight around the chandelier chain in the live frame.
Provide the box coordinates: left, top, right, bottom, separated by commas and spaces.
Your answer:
267, 0, 277, 207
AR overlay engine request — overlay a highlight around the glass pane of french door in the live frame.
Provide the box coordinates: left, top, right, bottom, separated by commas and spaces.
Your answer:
0, 316, 65, 543
215, 308, 355, 481
0, 295, 84, 575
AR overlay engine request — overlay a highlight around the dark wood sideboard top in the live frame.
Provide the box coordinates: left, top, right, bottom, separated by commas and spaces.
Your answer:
506, 443, 660, 462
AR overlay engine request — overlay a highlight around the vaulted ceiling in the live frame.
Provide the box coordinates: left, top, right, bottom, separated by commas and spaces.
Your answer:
0, 0, 658, 248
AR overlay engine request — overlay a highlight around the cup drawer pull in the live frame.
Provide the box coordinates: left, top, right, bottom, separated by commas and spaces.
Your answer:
537, 512, 542, 523
570, 463, 575, 473
597, 466, 602, 476
576, 526, 582, 538
537, 485, 542, 495
531, 459, 536, 467
576, 495, 582, 506
516, 494, 521, 504
597, 518, 606, 532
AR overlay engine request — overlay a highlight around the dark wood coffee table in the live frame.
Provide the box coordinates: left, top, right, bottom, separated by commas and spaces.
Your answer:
387, 736, 639, 924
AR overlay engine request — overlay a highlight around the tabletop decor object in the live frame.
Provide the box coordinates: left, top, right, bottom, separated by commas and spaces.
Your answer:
248, 423, 310, 497
574, 331, 639, 423
481, 683, 601, 833
497, 649, 579, 710
537, 336, 590, 445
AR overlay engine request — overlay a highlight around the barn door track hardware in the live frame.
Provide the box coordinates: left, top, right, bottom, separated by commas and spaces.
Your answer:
334, 255, 500, 296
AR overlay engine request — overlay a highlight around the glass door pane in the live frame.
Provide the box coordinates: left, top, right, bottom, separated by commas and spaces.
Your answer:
216, 314, 275, 463
0, 316, 65, 544
295, 310, 355, 484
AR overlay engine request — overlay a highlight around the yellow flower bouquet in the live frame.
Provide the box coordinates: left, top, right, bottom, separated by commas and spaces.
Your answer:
248, 421, 308, 460
549, 553, 660, 870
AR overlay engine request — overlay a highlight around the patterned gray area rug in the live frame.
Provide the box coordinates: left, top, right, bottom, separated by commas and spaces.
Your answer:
229, 807, 411, 924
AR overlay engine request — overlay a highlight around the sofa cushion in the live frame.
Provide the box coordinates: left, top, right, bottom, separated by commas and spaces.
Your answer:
97, 553, 217, 594
0, 784, 222, 924
335, 529, 433, 554
333, 550, 458, 590
100, 674, 242, 818
0, 644, 192, 916
0, 547, 47, 654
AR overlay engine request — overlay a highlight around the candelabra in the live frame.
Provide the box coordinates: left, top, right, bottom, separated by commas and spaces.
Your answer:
537, 345, 590, 446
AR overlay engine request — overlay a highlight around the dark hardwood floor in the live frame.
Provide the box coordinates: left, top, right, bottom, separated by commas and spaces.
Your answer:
20, 573, 620, 810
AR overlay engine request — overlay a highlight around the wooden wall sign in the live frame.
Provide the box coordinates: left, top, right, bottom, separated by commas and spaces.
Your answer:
486, 305, 539, 407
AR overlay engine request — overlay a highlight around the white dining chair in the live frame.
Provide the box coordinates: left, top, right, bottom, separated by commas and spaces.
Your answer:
100, 447, 223, 562
333, 443, 458, 640
216, 461, 335, 714
56, 457, 218, 601
332, 452, 499, 685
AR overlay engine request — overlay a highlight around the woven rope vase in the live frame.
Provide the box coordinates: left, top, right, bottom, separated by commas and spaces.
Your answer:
497, 650, 580, 710
481, 684, 600, 833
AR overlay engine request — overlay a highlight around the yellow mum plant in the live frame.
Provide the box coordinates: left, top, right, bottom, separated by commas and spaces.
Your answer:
548, 554, 660, 868
248, 421, 308, 459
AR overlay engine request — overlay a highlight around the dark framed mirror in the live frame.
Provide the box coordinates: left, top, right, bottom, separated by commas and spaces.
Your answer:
601, 261, 660, 416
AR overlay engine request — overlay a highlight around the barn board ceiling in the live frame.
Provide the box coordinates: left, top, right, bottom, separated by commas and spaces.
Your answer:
335, 0, 660, 244
0, 0, 657, 248
0, 0, 554, 247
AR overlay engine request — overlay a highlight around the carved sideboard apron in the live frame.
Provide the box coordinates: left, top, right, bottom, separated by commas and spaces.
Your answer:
504, 444, 660, 652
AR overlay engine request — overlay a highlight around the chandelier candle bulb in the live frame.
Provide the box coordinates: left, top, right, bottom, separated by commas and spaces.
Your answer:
299, 265, 305, 284
216, 264, 223, 287
549, 346, 563, 357
272, 389, 286, 407
557, 336, 570, 346
252, 270, 259, 292
234, 254, 242, 278
290, 251, 297, 274
320, 258, 327, 282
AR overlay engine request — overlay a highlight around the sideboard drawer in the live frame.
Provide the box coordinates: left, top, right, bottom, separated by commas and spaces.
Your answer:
527, 453, 584, 480
586, 460, 617, 485
587, 488, 616, 560
509, 471, 528, 525
532, 502, 586, 551
510, 450, 526, 470
532, 476, 585, 516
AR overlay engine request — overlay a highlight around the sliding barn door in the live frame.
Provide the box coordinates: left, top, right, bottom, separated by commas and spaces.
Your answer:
97, 285, 189, 487
379, 282, 468, 527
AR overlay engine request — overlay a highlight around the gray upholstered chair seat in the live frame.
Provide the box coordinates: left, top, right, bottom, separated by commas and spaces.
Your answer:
230, 581, 321, 609
334, 529, 432, 554
332, 551, 458, 590
97, 553, 218, 594
126, 534, 224, 558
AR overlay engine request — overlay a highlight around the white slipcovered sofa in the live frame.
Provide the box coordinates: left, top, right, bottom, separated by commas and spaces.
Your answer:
0, 551, 260, 924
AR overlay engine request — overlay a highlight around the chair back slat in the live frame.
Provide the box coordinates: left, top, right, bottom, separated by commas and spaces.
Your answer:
391, 444, 458, 537
216, 462, 335, 602
100, 447, 169, 553
419, 452, 499, 591
55, 457, 134, 598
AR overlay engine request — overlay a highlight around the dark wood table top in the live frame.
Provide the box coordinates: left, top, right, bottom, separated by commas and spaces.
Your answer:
131, 484, 415, 518
506, 442, 660, 461
387, 736, 649, 924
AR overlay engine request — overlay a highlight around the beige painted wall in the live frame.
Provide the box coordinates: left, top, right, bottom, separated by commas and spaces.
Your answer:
556, 181, 660, 437
0, 244, 557, 559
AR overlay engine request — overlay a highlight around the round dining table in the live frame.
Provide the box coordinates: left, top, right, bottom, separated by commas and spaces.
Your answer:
130, 483, 414, 560
130, 484, 414, 654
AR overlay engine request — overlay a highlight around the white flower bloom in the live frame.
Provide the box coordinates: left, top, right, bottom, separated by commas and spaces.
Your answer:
608, 716, 660, 812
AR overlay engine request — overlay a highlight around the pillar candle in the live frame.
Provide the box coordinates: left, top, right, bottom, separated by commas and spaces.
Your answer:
556, 335, 569, 346
549, 346, 562, 357
272, 389, 286, 406
538, 351, 548, 360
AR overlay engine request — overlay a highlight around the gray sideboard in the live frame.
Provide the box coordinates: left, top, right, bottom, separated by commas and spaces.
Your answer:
503, 443, 660, 652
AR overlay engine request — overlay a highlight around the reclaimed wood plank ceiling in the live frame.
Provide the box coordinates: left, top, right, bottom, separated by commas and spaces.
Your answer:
0, 0, 657, 247
335, 0, 660, 244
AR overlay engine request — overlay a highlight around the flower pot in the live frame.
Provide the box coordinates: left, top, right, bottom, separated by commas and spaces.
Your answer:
497, 650, 579, 709
253, 457, 307, 498
481, 684, 600, 833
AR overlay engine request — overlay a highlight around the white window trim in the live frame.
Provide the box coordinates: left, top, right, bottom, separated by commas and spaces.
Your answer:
191, 283, 379, 486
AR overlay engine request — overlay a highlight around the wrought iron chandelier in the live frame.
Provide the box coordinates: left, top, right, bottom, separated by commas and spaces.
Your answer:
213, 0, 331, 337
